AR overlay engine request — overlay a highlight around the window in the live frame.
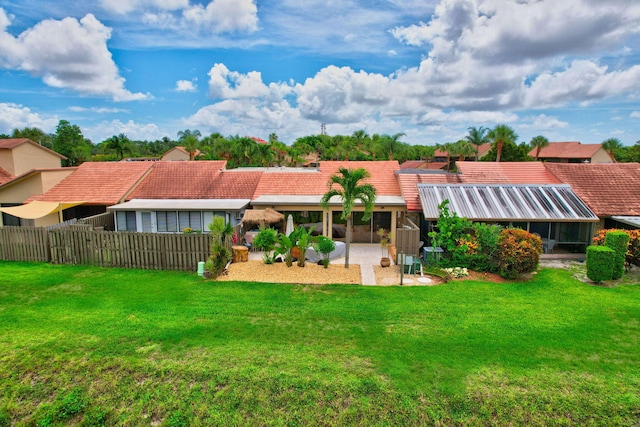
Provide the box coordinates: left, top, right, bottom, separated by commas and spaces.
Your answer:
141, 212, 152, 232
178, 211, 202, 231
157, 211, 178, 232
116, 211, 137, 231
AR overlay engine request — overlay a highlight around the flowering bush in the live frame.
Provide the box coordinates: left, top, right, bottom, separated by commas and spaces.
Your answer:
496, 228, 543, 279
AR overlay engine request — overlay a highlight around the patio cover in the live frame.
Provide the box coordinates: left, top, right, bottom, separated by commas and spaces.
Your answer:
611, 216, 640, 229
0, 201, 84, 220
418, 184, 598, 221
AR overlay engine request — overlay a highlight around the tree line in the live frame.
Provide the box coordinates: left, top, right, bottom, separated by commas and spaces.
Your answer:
3, 120, 639, 168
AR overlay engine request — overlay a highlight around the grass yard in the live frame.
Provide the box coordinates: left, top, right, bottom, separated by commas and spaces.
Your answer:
0, 261, 639, 426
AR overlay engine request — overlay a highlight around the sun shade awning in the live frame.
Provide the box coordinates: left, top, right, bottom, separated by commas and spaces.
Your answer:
0, 201, 84, 219
241, 208, 284, 224
418, 184, 598, 221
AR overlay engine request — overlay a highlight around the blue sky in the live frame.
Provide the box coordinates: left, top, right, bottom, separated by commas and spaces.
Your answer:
0, 0, 639, 146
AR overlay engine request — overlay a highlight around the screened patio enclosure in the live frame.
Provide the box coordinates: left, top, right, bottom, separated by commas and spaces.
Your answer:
417, 184, 599, 253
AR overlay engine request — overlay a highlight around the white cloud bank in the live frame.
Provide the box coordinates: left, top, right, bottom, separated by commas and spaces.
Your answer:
0, 9, 149, 101
184, 0, 640, 143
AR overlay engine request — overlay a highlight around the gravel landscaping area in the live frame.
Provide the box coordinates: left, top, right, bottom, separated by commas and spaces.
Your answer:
216, 260, 361, 285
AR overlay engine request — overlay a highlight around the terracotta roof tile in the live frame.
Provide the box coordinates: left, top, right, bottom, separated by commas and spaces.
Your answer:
456, 161, 560, 184
529, 141, 602, 159
545, 163, 640, 216
127, 161, 262, 200
252, 161, 401, 197
398, 172, 461, 211
0, 138, 66, 159
33, 162, 154, 205
0, 167, 14, 185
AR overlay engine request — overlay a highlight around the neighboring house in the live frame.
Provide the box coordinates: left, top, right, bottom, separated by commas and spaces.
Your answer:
545, 163, 640, 230
432, 143, 492, 167
161, 146, 202, 161
108, 161, 263, 232
529, 141, 613, 163
0, 138, 72, 226
26, 162, 154, 226
0, 138, 66, 176
0, 168, 77, 226
249, 161, 406, 244
399, 162, 599, 253
399, 160, 449, 170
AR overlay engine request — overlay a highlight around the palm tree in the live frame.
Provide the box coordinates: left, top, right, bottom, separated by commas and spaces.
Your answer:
436, 142, 454, 171
177, 129, 202, 160
487, 124, 518, 163
529, 135, 549, 160
465, 126, 489, 161
450, 139, 475, 162
602, 137, 622, 162
105, 133, 132, 160
384, 132, 406, 160
320, 167, 377, 268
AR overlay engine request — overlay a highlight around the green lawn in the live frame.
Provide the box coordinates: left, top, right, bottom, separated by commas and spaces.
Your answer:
0, 261, 639, 426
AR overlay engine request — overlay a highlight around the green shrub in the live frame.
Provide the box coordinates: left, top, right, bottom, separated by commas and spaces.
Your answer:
592, 228, 640, 268
496, 228, 543, 279
586, 245, 615, 283
428, 200, 473, 267
604, 231, 630, 279
206, 217, 233, 277
254, 227, 279, 264
316, 235, 336, 268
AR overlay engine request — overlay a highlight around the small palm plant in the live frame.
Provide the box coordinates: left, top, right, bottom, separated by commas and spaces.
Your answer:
294, 226, 316, 267
316, 236, 336, 268
377, 228, 392, 267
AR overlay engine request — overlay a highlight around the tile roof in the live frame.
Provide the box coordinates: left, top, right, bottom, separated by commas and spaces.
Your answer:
397, 172, 461, 211
252, 161, 402, 198
456, 161, 560, 184
529, 141, 602, 159
33, 162, 154, 205
127, 161, 262, 200
433, 143, 492, 158
0, 167, 14, 185
0, 138, 66, 159
545, 163, 640, 216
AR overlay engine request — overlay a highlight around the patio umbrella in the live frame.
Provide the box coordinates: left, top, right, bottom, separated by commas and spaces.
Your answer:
285, 214, 294, 236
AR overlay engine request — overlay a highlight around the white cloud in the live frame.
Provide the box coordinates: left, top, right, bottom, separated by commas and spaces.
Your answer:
631, 112, 640, 119
183, 0, 258, 33
208, 63, 291, 99
0, 11, 150, 101
175, 79, 197, 92
100, 0, 189, 15
519, 114, 569, 130
85, 119, 164, 142
68, 106, 129, 114
0, 102, 58, 134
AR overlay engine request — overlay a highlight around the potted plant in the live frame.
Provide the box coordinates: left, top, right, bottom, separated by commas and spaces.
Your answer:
377, 228, 392, 267
315, 236, 336, 268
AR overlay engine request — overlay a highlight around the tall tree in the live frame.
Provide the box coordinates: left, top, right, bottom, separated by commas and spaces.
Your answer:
52, 120, 92, 166
11, 127, 52, 148
320, 167, 376, 269
465, 126, 489, 161
529, 135, 549, 160
104, 133, 132, 160
450, 139, 475, 162
487, 124, 518, 163
602, 137, 622, 162
177, 129, 202, 160
381, 132, 406, 160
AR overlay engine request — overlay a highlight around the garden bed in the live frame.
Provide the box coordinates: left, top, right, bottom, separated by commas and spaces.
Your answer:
216, 260, 361, 285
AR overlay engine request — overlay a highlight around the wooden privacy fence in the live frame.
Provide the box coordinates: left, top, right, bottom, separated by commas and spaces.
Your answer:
49, 229, 212, 270
395, 227, 421, 257
0, 226, 226, 271
0, 226, 50, 262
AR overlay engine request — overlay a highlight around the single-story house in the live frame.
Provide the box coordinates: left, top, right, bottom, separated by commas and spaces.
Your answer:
108, 161, 263, 232
529, 141, 613, 163
545, 163, 640, 230
161, 146, 203, 161
248, 161, 406, 244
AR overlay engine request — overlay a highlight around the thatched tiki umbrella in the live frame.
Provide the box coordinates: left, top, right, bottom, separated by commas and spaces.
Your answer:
241, 208, 285, 229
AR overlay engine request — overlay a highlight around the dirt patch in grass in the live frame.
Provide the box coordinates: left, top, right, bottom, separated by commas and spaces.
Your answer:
215, 260, 361, 285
